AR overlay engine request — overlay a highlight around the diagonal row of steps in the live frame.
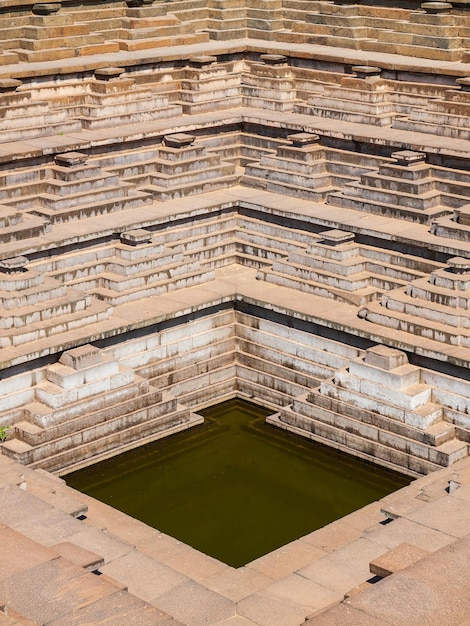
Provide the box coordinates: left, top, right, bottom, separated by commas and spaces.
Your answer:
0, 345, 200, 474
274, 345, 469, 475
0, 205, 50, 244
392, 82, 470, 141
242, 132, 385, 201
0, 153, 152, 224
0, 263, 113, 348
257, 228, 442, 306
327, 151, 470, 224
360, 257, 470, 348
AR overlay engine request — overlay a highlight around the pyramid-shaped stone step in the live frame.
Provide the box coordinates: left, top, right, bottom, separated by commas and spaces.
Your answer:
0, 345, 200, 473
0, 207, 50, 244
5, 398, 199, 474
328, 149, 456, 223
291, 387, 450, 449
4, 152, 152, 223
0, 260, 112, 348
275, 400, 463, 475
75, 70, 182, 129
296, 67, 399, 126
242, 133, 350, 200
258, 266, 381, 306
141, 133, 237, 200
362, 264, 470, 342
329, 190, 451, 224
242, 55, 297, 111
432, 205, 470, 241
43, 229, 216, 305
92, 264, 215, 305
393, 116, 470, 141
7, 384, 167, 464
117, 13, 206, 41
179, 56, 242, 113
0, 296, 112, 349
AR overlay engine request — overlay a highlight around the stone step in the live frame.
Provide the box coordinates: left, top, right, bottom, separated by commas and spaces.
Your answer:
4, 390, 173, 465
380, 288, 470, 329
272, 253, 406, 292
143, 173, 238, 200
147, 349, 234, 391
306, 103, 396, 127
0, 284, 88, 328
242, 173, 339, 201
393, 116, 470, 141
92, 266, 215, 305
29, 190, 152, 224
115, 31, 209, 52
25, 380, 151, 430
329, 191, 451, 224
359, 301, 470, 348
120, 320, 234, 374
181, 96, 243, 114
15, 387, 162, 447
272, 408, 444, 476
4, 396, 196, 474
303, 384, 461, 449
0, 297, 112, 349
342, 180, 442, 209
235, 328, 354, 373
258, 267, 380, 306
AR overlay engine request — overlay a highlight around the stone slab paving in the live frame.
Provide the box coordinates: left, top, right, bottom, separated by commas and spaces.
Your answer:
310, 535, 470, 626
101, 551, 190, 602
1, 453, 470, 623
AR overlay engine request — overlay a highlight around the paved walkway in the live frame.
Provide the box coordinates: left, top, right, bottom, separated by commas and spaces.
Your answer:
1, 451, 470, 624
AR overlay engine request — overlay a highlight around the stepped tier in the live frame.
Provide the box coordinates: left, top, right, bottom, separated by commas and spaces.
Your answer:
359, 257, 470, 347
273, 344, 470, 475
256, 228, 441, 306
328, 150, 470, 224
0, 257, 113, 348
1, 344, 200, 473
242, 132, 389, 201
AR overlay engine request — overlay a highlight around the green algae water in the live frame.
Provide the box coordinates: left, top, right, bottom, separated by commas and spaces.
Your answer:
67, 399, 409, 567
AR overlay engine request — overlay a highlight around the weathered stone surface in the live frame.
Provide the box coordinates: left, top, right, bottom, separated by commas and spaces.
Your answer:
369, 542, 429, 577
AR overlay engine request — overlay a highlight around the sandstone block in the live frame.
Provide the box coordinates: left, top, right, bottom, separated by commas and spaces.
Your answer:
369, 542, 429, 577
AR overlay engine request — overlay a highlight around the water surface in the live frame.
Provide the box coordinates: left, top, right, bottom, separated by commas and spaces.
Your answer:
67, 399, 409, 567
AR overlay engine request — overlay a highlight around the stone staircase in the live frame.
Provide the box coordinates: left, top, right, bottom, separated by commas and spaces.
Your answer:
361, 2, 470, 62
140, 133, 238, 200
242, 54, 298, 111
273, 345, 469, 476
241, 132, 384, 201
46, 228, 216, 306
294, 66, 400, 127
279, 1, 410, 49
0, 151, 152, 224
2, 5, 120, 62
205, 0, 247, 39
359, 257, 470, 348
256, 228, 440, 306
0, 204, 51, 244
113, 2, 209, 51
0, 257, 112, 349
0, 79, 82, 143
328, 150, 467, 224
179, 56, 243, 114
74, 67, 183, 130
1, 344, 201, 474
392, 77, 470, 141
